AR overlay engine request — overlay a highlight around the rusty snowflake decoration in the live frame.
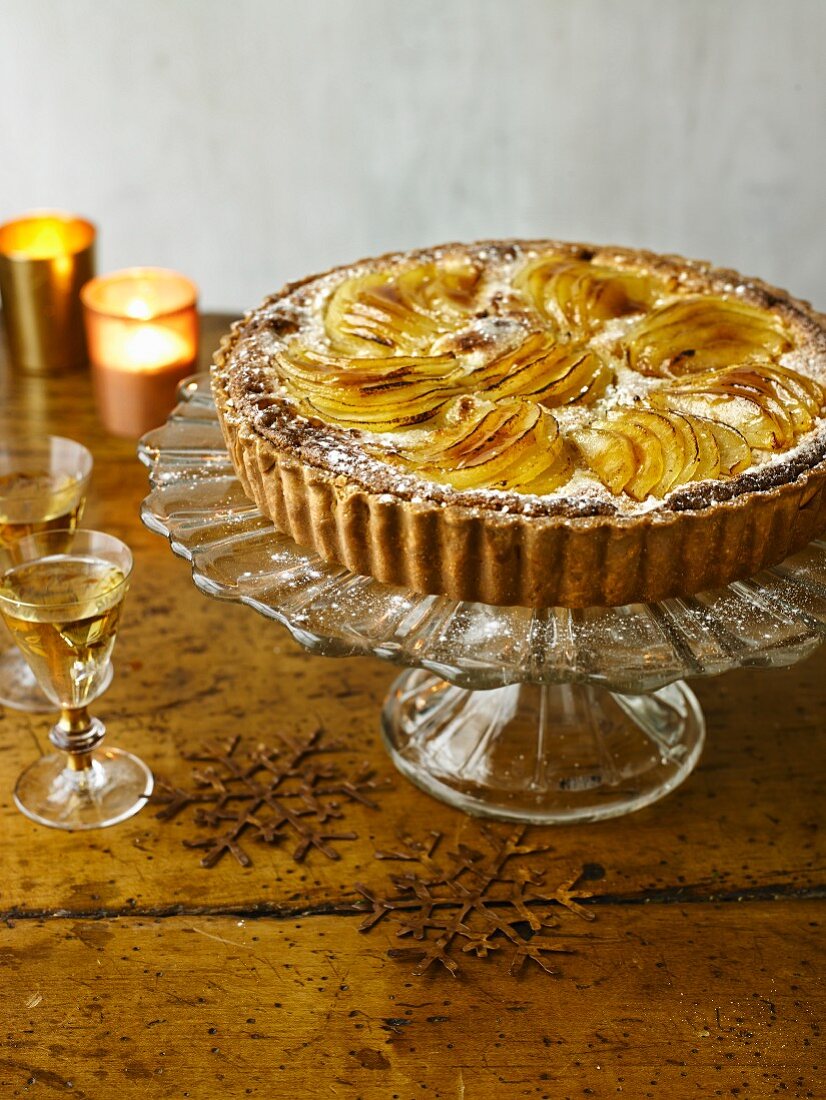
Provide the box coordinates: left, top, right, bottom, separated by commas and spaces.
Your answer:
152, 729, 389, 867
341, 826, 598, 977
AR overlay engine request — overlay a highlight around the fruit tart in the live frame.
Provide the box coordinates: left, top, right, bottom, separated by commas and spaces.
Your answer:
213, 240, 826, 607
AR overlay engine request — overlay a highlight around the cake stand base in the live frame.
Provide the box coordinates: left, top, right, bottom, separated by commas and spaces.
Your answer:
382, 670, 705, 824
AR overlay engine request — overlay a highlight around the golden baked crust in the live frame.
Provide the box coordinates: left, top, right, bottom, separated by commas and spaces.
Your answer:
213, 240, 826, 607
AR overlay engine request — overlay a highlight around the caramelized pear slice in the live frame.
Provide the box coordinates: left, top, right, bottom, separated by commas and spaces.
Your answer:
669, 412, 703, 483
571, 427, 637, 495
709, 369, 796, 446
419, 402, 553, 490
671, 412, 715, 482
548, 354, 612, 407
471, 332, 612, 407
573, 415, 666, 502
279, 345, 462, 384
756, 363, 822, 434
620, 417, 666, 501
470, 331, 559, 389
771, 364, 823, 418
516, 447, 576, 495
704, 418, 751, 475
627, 296, 792, 377
514, 255, 663, 334
572, 406, 757, 499
278, 346, 464, 430
389, 396, 571, 493
324, 259, 482, 355
625, 409, 687, 495
303, 387, 455, 430
656, 389, 781, 451
652, 362, 824, 450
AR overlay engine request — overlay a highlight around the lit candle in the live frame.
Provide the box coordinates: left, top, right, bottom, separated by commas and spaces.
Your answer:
105, 322, 191, 373
81, 268, 199, 438
0, 211, 96, 374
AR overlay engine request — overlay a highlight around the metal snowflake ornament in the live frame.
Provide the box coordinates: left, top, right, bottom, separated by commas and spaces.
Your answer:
343, 826, 598, 977
152, 729, 389, 867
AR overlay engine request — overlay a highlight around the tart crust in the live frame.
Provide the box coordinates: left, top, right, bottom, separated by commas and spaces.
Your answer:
213, 240, 826, 607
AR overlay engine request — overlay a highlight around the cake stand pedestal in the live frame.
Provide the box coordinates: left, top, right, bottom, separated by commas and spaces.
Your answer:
139, 375, 826, 824
382, 673, 703, 822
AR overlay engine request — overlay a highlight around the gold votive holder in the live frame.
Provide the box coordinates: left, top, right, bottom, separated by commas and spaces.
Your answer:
0, 210, 96, 374
81, 267, 199, 439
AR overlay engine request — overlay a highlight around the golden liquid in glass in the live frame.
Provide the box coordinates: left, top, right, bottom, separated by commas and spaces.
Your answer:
0, 555, 126, 707
0, 471, 86, 552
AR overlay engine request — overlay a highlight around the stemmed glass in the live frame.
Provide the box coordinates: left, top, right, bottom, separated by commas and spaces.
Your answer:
0, 528, 153, 829
0, 436, 106, 712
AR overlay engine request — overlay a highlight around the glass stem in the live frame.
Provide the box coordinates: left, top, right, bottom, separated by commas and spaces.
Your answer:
49, 706, 105, 772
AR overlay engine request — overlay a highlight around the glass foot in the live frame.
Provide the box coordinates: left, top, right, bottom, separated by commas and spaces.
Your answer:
13, 747, 154, 830
381, 670, 705, 824
0, 647, 113, 713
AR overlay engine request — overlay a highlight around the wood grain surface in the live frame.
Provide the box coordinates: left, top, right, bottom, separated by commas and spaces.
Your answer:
0, 315, 823, 1099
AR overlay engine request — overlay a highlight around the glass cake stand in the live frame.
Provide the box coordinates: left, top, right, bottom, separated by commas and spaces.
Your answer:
138, 375, 826, 823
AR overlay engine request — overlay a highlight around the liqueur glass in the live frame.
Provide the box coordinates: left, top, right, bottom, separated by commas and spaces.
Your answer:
0, 436, 103, 712
0, 529, 153, 829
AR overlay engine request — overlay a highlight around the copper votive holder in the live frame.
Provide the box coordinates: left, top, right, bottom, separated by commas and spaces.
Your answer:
0, 210, 96, 374
81, 268, 199, 439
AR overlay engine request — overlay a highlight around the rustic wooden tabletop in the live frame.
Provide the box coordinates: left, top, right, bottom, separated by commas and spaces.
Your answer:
0, 315, 823, 1100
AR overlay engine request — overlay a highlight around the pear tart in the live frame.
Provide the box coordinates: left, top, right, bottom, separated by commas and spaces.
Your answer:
213, 240, 826, 607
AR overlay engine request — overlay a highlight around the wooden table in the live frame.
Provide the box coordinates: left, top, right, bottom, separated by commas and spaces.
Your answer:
0, 315, 823, 1099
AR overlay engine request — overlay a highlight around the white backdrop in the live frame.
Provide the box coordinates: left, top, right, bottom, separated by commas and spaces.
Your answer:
2, 0, 824, 313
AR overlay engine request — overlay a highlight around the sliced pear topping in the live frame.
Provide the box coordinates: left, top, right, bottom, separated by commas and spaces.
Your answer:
572, 403, 766, 501
652, 363, 824, 450
514, 255, 663, 334
622, 416, 667, 500
270, 252, 822, 501
627, 296, 792, 377
571, 427, 637, 495
627, 409, 686, 495
278, 345, 463, 429
469, 331, 612, 407
670, 411, 704, 483
324, 259, 483, 355
384, 395, 573, 493
703, 418, 751, 475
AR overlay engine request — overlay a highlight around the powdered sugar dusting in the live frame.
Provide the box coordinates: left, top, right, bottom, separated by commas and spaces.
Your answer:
218, 239, 826, 519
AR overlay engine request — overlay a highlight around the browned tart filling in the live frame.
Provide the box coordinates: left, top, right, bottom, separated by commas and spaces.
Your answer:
213, 240, 826, 607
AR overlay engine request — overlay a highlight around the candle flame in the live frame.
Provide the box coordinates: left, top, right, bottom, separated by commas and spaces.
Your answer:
124, 297, 154, 320
120, 324, 191, 371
